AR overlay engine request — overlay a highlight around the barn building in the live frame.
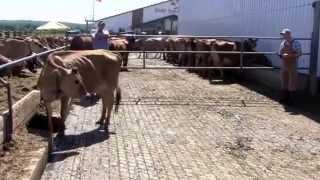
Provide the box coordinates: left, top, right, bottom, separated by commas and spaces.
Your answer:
178, 0, 320, 92
96, 0, 178, 34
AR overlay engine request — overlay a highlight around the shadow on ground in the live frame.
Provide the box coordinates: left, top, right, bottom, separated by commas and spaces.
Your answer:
185, 68, 320, 123
194, 69, 320, 123
48, 128, 114, 163
73, 95, 100, 107
240, 80, 320, 123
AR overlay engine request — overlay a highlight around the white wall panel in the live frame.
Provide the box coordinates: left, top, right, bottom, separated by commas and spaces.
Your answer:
178, 0, 318, 76
102, 12, 132, 32
143, 1, 178, 23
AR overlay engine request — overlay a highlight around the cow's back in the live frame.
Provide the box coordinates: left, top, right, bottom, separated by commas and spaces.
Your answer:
0, 39, 31, 59
50, 50, 121, 94
70, 35, 93, 50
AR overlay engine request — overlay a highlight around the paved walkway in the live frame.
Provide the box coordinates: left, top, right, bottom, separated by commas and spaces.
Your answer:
42, 58, 320, 180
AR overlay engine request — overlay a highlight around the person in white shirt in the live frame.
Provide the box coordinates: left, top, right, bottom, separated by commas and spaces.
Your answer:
92, 21, 110, 49
278, 28, 302, 105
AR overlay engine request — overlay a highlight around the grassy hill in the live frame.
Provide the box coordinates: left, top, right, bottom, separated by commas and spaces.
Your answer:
0, 20, 86, 32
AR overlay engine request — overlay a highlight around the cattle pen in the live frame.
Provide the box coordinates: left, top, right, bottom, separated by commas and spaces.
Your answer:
0, 46, 67, 145
0, 34, 320, 179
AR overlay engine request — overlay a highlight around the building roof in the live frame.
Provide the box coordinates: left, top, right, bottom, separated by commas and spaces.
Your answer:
96, 0, 171, 22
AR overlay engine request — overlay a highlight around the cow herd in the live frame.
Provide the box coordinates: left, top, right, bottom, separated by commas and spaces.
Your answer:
69, 35, 272, 78
135, 37, 272, 78
0, 34, 273, 151
0, 36, 67, 75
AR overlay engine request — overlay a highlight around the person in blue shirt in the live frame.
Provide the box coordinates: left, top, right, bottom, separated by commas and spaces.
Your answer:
278, 28, 302, 105
93, 21, 110, 49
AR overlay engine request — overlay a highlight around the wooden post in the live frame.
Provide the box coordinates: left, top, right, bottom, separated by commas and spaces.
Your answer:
5, 31, 9, 38
310, 1, 320, 95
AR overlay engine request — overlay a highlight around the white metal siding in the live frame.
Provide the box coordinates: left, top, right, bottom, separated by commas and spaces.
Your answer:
143, 1, 178, 23
102, 12, 133, 32
178, 0, 319, 76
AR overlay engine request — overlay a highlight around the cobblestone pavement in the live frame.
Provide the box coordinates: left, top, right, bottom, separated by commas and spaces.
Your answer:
42, 57, 320, 180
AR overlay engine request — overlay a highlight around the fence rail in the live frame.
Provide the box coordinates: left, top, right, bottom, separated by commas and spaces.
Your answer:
0, 46, 66, 71
0, 31, 33, 38
113, 34, 312, 41
122, 66, 309, 70
110, 50, 310, 56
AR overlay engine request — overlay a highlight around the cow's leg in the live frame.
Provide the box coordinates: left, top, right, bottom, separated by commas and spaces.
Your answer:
58, 96, 71, 136
121, 53, 129, 71
103, 92, 114, 133
44, 102, 54, 153
97, 96, 107, 125
163, 52, 166, 61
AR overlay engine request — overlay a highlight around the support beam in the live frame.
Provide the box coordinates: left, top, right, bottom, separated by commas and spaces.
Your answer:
310, 1, 320, 95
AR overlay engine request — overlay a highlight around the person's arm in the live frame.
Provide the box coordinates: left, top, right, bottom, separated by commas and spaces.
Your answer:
278, 42, 284, 58
292, 41, 302, 58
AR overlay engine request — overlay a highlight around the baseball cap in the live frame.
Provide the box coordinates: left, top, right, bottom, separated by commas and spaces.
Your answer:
280, 28, 292, 35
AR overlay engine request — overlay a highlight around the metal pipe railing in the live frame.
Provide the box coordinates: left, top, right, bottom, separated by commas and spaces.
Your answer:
109, 50, 311, 56
0, 46, 66, 71
113, 34, 312, 41
122, 66, 309, 70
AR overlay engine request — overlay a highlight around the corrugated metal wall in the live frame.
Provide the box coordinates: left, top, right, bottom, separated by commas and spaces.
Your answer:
178, 0, 318, 76
143, 1, 178, 23
102, 12, 133, 32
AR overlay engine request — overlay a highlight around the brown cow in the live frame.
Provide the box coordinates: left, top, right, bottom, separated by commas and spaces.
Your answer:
193, 39, 216, 67
0, 38, 47, 73
38, 49, 122, 150
209, 39, 271, 79
0, 54, 14, 75
166, 38, 193, 66
138, 37, 167, 59
109, 37, 130, 71
70, 35, 133, 70
70, 35, 94, 50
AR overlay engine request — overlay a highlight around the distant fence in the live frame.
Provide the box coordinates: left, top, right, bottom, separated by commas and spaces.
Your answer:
0, 31, 66, 38
0, 31, 33, 38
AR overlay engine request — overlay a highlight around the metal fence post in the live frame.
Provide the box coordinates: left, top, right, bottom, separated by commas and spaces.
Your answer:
240, 38, 244, 78
310, 1, 320, 95
143, 51, 146, 69
5, 31, 9, 38
0, 78, 13, 143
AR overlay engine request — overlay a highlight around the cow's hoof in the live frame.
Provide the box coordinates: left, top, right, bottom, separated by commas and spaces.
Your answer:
57, 131, 65, 138
96, 120, 103, 125
104, 124, 109, 132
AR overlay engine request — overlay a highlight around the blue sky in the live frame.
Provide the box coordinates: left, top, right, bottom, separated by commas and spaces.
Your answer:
0, 0, 166, 24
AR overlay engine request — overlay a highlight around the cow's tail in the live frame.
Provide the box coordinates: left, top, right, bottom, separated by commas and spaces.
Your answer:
114, 86, 121, 113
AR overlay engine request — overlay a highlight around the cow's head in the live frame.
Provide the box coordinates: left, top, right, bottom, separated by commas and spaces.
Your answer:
244, 38, 258, 51
49, 56, 87, 98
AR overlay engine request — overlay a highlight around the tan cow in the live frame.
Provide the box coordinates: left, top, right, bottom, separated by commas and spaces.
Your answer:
208, 39, 271, 79
38, 49, 122, 150
0, 38, 47, 73
166, 38, 193, 66
136, 37, 167, 59
193, 39, 216, 67
70, 35, 94, 50
109, 37, 130, 70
